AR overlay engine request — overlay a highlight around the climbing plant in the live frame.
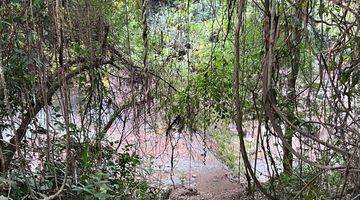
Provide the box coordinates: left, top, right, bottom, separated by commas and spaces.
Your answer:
0, 0, 359, 199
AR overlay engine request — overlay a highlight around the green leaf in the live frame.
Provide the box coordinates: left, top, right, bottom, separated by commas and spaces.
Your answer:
351, 70, 359, 87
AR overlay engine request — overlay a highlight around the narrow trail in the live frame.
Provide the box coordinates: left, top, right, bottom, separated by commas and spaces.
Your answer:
177, 162, 247, 200
166, 139, 247, 200
110, 124, 278, 199
129, 132, 249, 199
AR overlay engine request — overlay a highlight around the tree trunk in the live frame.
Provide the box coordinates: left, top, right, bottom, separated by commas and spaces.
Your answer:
233, 0, 275, 199
0, 57, 110, 172
283, 0, 304, 174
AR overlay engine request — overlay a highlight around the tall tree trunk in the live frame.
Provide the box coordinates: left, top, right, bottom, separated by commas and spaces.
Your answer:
283, 0, 304, 174
233, 0, 274, 199
233, 0, 251, 192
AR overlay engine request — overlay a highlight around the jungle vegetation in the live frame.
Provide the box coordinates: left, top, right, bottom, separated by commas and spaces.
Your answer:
0, 0, 359, 199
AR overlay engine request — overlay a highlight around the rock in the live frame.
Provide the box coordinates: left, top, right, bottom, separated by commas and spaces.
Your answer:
169, 186, 199, 200
182, 186, 198, 196
159, 186, 173, 200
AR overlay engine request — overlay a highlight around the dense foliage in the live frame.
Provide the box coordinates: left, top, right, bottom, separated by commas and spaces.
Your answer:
0, 0, 359, 199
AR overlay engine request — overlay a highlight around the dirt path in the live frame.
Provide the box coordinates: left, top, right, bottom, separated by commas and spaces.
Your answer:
167, 156, 247, 200
110, 125, 273, 199
136, 133, 248, 199
177, 164, 247, 200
